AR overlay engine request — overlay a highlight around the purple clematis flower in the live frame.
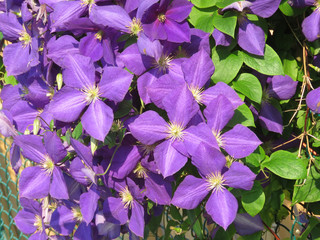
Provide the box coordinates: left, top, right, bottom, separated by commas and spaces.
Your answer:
15, 198, 47, 240
171, 144, 256, 230
47, 54, 132, 141
0, 12, 39, 75
14, 132, 69, 199
141, 0, 193, 43
306, 87, 320, 113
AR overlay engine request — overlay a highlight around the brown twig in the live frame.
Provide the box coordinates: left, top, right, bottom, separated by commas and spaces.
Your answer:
263, 221, 280, 240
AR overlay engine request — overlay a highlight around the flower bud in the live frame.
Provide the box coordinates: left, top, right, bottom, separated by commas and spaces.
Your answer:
90, 137, 98, 155
33, 118, 40, 135
56, 73, 63, 90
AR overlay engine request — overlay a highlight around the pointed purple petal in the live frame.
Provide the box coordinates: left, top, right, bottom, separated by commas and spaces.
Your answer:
44, 131, 67, 163
69, 157, 90, 185
137, 33, 163, 60
99, 67, 132, 102
19, 166, 50, 199
212, 29, 232, 47
14, 210, 37, 234
143, 21, 167, 41
50, 205, 75, 235
95, 211, 121, 238
63, 54, 95, 89
50, 168, 69, 199
74, 222, 92, 240
166, 0, 193, 22
249, 0, 281, 18
80, 186, 100, 224
129, 201, 145, 237
259, 102, 283, 134
268, 75, 298, 100
206, 189, 238, 230
14, 135, 46, 164
222, 124, 262, 158
103, 197, 128, 225
137, 70, 160, 104
165, 19, 190, 43
79, 33, 103, 62
70, 138, 93, 168
48, 87, 87, 123
302, 10, 320, 42
0, 12, 23, 41
129, 111, 168, 145
145, 172, 172, 205
171, 175, 208, 209
306, 87, 320, 113
182, 48, 214, 88
234, 213, 264, 236
204, 95, 234, 133
81, 99, 113, 141
223, 162, 255, 190
238, 17, 265, 56
154, 140, 188, 178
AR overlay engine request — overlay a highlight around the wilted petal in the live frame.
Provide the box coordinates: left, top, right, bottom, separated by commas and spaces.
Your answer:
306, 87, 320, 113
145, 172, 172, 205
222, 124, 262, 158
10, 143, 21, 174
99, 66, 132, 102
129, 111, 168, 145
259, 102, 283, 134
63, 54, 95, 89
81, 100, 113, 141
19, 166, 50, 199
204, 95, 234, 133
103, 197, 128, 225
48, 87, 87, 123
80, 186, 100, 224
182, 48, 214, 88
171, 175, 208, 209
206, 189, 238, 230
14, 135, 46, 164
302, 10, 320, 42
154, 140, 188, 178
268, 75, 298, 100
50, 167, 69, 199
129, 201, 145, 237
223, 162, 255, 190
238, 17, 265, 56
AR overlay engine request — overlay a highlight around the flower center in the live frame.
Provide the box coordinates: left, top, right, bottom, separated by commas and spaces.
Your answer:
189, 86, 204, 104
133, 162, 148, 178
72, 207, 83, 222
212, 130, 224, 148
158, 13, 166, 23
94, 30, 104, 41
19, 31, 32, 47
119, 186, 134, 209
41, 155, 55, 176
33, 215, 43, 232
206, 172, 226, 192
166, 122, 185, 141
84, 85, 100, 104
139, 143, 156, 156
127, 18, 143, 36
262, 88, 271, 102
155, 54, 173, 73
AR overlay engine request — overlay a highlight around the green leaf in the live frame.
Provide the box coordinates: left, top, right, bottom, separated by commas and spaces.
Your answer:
227, 104, 255, 128
213, 11, 237, 37
191, 0, 217, 8
282, 54, 299, 80
4, 72, 18, 85
245, 146, 266, 168
262, 150, 307, 180
233, 73, 262, 104
188, 6, 216, 33
211, 47, 243, 84
242, 182, 265, 216
279, 1, 306, 17
72, 122, 82, 140
237, 231, 262, 240
242, 44, 284, 76
292, 166, 320, 203
114, 100, 132, 119
187, 209, 203, 239
216, 0, 239, 8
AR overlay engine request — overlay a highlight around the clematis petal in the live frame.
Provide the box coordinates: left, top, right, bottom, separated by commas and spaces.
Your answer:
166, 0, 193, 22
48, 87, 87, 123
14, 135, 46, 164
129, 111, 168, 145
19, 166, 50, 199
137, 33, 163, 60
143, 21, 167, 41
50, 205, 75, 236
137, 70, 161, 104
164, 19, 190, 43
268, 75, 298, 100
306, 87, 320, 113
302, 10, 320, 42
69, 157, 91, 185
171, 175, 208, 209
249, 0, 281, 18
206, 189, 238, 230
74, 222, 92, 240
70, 139, 93, 168
81, 99, 113, 142
212, 29, 232, 47
44, 131, 67, 164
204, 95, 234, 133
154, 140, 188, 178
0, 12, 23, 41
14, 210, 38, 234
234, 213, 264, 236
95, 211, 121, 239
50, 167, 69, 199
99, 66, 132, 102
223, 162, 256, 190
103, 197, 128, 225
62, 54, 95, 89
145, 172, 172, 205
259, 102, 283, 134
222, 124, 262, 158
129, 201, 145, 237
80, 185, 100, 224
238, 17, 265, 56
79, 33, 104, 62
182, 48, 214, 88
